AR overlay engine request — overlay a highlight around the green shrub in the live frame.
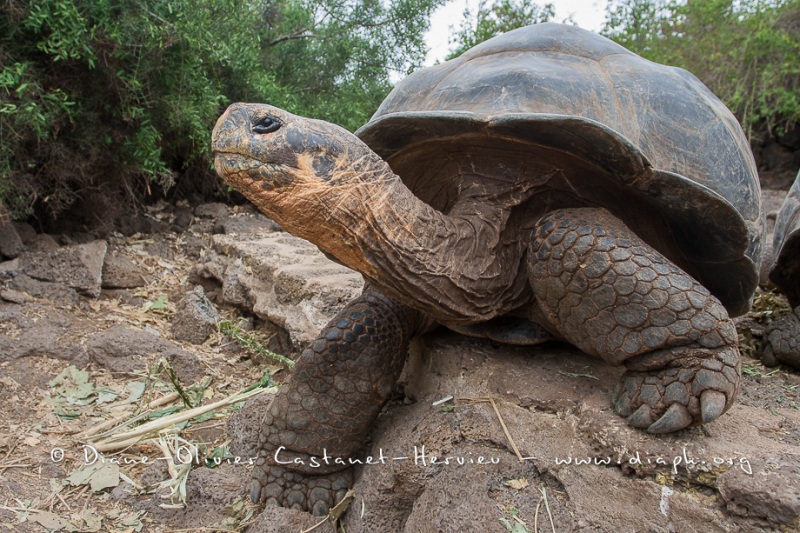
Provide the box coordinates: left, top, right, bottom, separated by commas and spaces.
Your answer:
0, 0, 441, 223
447, 0, 556, 60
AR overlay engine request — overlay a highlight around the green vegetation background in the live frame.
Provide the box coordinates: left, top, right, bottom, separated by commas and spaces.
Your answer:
1, 0, 798, 226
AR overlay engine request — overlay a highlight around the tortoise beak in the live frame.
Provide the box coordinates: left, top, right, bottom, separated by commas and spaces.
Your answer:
212, 103, 251, 155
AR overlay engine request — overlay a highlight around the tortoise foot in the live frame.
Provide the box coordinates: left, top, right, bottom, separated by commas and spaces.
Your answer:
251, 461, 352, 516
761, 307, 800, 369
530, 208, 742, 432
248, 288, 421, 514
612, 344, 740, 433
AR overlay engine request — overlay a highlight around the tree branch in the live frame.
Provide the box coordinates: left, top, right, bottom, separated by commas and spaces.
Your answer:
266, 28, 315, 47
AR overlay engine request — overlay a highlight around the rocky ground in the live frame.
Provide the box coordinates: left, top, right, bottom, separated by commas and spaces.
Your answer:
0, 189, 798, 533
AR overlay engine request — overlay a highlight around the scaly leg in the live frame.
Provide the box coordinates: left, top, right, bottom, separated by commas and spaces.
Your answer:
761, 307, 800, 368
528, 208, 740, 433
251, 288, 423, 515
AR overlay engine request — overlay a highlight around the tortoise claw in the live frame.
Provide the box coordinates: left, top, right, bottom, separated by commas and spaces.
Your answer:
310, 486, 335, 516
647, 403, 693, 433
700, 389, 727, 423
312, 500, 330, 517
612, 384, 632, 416
627, 404, 654, 428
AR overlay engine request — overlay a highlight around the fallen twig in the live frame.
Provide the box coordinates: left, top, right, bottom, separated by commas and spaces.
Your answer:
461, 396, 525, 463
77, 392, 181, 439
87, 386, 275, 452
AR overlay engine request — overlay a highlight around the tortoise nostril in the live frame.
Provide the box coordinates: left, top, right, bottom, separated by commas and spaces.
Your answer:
252, 116, 282, 135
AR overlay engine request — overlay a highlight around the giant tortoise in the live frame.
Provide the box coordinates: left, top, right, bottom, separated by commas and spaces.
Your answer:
763, 170, 800, 368
211, 23, 763, 515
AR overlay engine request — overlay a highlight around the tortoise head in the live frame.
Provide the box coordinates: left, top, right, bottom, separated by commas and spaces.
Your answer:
212, 103, 407, 277
212, 103, 387, 206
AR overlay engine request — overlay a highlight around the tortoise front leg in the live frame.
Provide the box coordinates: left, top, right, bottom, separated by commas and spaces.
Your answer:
251, 288, 423, 515
762, 306, 800, 368
528, 208, 740, 433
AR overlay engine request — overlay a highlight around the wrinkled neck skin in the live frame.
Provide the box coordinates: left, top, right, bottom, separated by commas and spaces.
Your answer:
252, 154, 530, 324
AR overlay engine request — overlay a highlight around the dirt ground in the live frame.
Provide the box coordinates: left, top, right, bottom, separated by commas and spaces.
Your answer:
0, 199, 799, 532
0, 207, 276, 532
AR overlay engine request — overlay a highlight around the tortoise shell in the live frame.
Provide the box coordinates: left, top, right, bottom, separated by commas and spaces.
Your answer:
356, 23, 763, 316
769, 171, 800, 307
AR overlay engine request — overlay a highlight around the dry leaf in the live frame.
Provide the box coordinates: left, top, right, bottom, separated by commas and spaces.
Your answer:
66, 460, 120, 492
504, 478, 529, 490
27, 509, 70, 530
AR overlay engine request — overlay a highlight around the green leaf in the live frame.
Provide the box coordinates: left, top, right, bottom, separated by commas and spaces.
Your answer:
143, 294, 170, 313
204, 445, 235, 468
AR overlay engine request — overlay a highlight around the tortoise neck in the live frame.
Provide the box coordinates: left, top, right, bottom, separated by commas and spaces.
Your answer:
284, 160, 530, 323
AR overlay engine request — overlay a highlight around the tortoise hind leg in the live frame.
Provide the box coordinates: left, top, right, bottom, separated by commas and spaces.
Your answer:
251, 288, 423, 515
528, 208, 740, 433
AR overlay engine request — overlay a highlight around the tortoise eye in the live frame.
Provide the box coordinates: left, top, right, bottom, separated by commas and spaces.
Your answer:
252, 116, 281, 134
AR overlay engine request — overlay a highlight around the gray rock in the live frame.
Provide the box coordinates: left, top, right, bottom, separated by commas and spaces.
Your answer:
87, 324, 202, 383
18, 240, 107, 298
99, 288, 147, 307
139, 461, 170, 489
101, 253, 147, 289
217, 259, 254, 308
213, 214, 280, 235
60, 232, 96, 245
197, 232, 363, 347
0, 222, 24, 259
0, 258, 19, 277
132, 465, 248, 529
0, 302, 86, 363
184, 464, 249, 506
24, 233, 60, 253
172, 207, 194, 232
0, 289, 31, 304
144, 238, 175, 260
246, 507, 322, 533
719, 459, 800, 524
116, 213, 170, 236
7, 273, 84, 307
187, 217, 215, 236
12, 222, 37, 244
170, 286, 220, 345
180, 234, 212, 259
227, 393, 275, 460
194, 203, 231, 219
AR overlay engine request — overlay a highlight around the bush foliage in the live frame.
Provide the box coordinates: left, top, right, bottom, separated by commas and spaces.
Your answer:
446, 0, 557, 60
0, 0, 441, 223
